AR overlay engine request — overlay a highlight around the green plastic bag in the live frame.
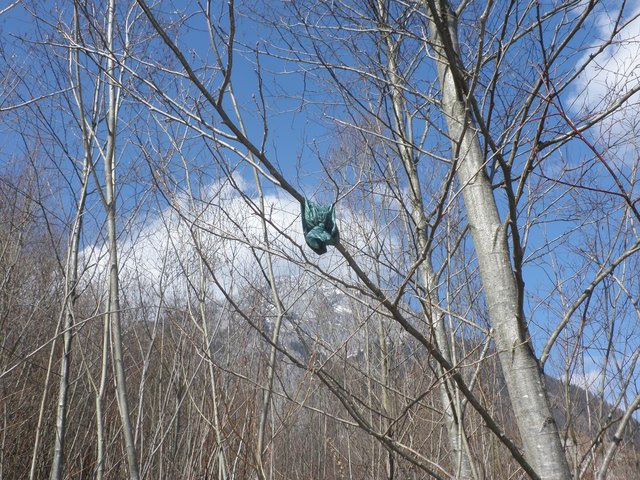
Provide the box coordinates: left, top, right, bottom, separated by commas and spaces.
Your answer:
301, 199, 339, 255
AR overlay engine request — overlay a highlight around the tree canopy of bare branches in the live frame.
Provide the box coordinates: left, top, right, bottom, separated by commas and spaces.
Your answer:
1, 1, 640, 479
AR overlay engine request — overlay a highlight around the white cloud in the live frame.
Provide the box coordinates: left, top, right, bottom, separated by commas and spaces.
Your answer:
571, 1, 640, 142
77, 174, 412, 359
569, 368, 603, 394
81, 174, 404, 309
579, 14, 640, 104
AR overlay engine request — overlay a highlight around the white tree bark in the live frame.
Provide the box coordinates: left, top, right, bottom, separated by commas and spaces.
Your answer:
426, 2, 571, 479
597, 392, 640, 480
49, 163, 89, 480
49, 9, 92, 477
104, 0, 140, 477
377, 1, 475, 474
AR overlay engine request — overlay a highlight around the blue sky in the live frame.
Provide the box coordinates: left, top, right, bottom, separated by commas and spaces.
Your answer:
1, 0, 640, 397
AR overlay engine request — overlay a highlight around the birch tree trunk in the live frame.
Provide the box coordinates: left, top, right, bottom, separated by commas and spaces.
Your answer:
376, 1, 474, 475
426, 3, 570, 479
49, 8, 93, 477
49, 159, 89, 480
104, 0, 140, 477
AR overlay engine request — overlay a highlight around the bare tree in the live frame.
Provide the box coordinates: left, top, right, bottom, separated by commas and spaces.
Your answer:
48, 5, 95, 478
2, 0, 640, 479
102, 0, 140, 477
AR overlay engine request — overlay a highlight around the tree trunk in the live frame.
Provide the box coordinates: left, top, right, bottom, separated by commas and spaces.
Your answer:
49, 165, 89, 480
376, 1, 475, 474
426, 3, 571, 479
104, 0, 140, 477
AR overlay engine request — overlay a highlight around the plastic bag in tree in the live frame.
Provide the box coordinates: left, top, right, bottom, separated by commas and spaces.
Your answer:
301, 199, 339, 255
